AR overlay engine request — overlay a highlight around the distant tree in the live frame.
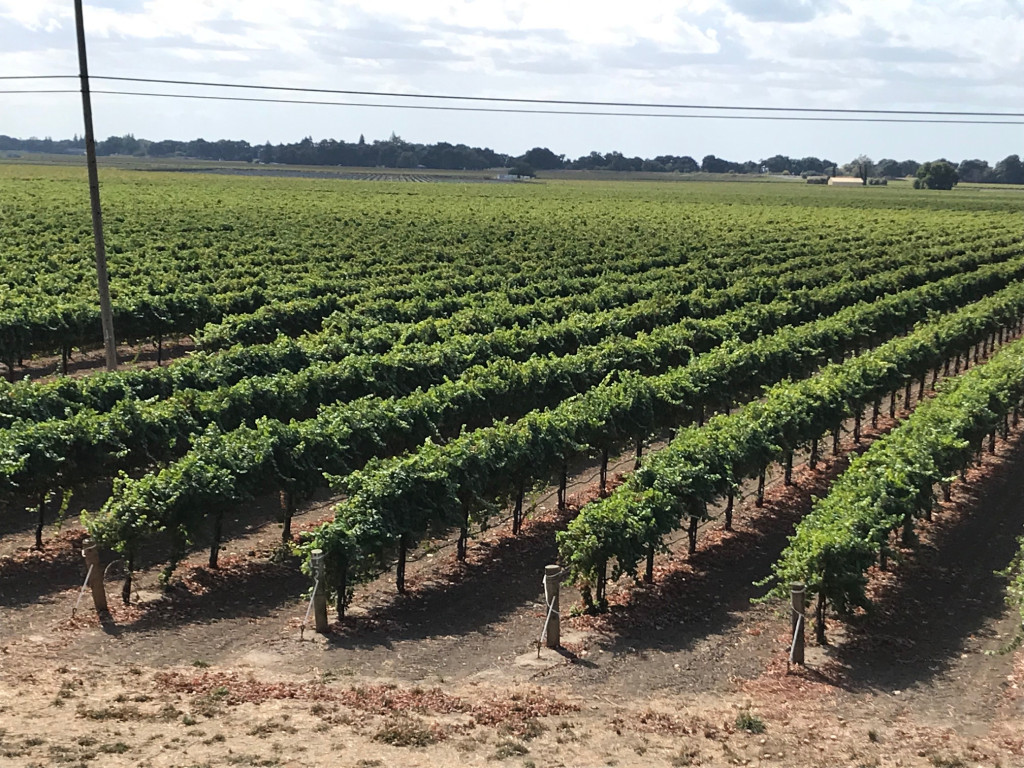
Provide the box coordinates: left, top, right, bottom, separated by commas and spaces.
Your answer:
957, 159, 992, 183
875, 158, 902, 178
993, 154, 1024, 185
148, 139, 182, 158
760, 154, 793, 174
521, 147, 564, 170
849, 155, 873, 185
897, 159, 920, 177
604, 152, 642, 171
396, 150, 419, 168
675, 155, 700, 173
701, 154, 739, 173
509, 161, 536, 178
792, 156, 828, 175
915, 160, 960, 190
97, 134, 141, 156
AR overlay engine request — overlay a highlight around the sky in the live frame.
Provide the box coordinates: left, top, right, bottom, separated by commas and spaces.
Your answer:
1, 0, 1022, 164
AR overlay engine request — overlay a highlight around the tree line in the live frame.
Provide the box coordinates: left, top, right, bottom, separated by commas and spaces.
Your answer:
1, 133, 1022, 184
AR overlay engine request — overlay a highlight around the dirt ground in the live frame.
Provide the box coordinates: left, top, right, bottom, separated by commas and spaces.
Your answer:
2, 410, 1024, 767
5, 337, 195, 383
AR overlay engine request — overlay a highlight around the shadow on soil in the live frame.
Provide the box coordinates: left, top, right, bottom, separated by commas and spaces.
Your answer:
833, 435, 1024, 694
60, 439, 861, 654
584, 452, 857, 659
0, 531, 88, 609
321, 508, 574, 651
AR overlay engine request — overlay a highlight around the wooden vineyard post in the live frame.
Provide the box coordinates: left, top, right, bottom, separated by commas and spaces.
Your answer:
599, 447, 609, 496
790, 583, 805, 665
310, 549, 328, 634
557, 463, 568, 511
815, 590, 827, 645
82, 538, 108, 613
74, 0, 118, 372
512, 482, 525, 535
687, 515, 699, 554
543, 564, 561, 649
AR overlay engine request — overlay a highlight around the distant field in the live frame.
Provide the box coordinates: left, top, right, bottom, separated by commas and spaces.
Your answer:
1, 158, 1021, 373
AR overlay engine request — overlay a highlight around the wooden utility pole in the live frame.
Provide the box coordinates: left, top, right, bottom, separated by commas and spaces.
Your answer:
74, 0, 118, 371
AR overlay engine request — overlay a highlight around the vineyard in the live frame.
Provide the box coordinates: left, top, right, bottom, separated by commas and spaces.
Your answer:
1, 162, 1023, 767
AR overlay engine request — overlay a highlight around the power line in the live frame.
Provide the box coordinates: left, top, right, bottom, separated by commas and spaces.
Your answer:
0, 75, 75, 81
5, 87, 1024, 125
0, 89, 79, 94
3, 73, 1024, 119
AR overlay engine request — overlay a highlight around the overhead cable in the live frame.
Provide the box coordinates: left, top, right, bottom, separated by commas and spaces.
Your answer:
5, 87, 1024, 125
3, 73, 1023, 119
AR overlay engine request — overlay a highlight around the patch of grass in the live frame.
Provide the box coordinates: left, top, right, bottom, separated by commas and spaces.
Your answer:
929, 756, 967, 768
47, 744, 85, 764
492, 739, 529, 759
26, 737, 47, 747
191, 695, 224, 718
373, 717, 437, 748
56, 681, 79, 700
159, 702, 183, 720
670, 745, 702, 766
867, 729, 880, 743
183, 714, 198, 726
354, 760, 382, 768
100, 741, 131, 754
500, 719, 547, 741
247, 720, 297, 738
203, 734, 226, 745
734, 710, 766, 734
192, 659, 211, 668
76, 703, 142, 721
225, 755, 280, 767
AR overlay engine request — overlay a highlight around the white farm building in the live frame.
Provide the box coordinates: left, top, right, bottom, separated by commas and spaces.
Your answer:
827, 176, 864, 187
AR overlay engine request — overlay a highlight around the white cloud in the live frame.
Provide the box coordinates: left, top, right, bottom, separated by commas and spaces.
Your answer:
0, 0, 1021, 161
